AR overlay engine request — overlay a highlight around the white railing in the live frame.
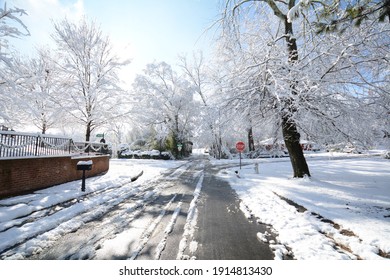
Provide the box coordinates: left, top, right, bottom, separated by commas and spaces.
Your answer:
0, 131, 110, 158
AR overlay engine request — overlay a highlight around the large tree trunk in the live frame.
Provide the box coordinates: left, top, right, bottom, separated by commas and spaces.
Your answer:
281, 17, 311, 177
282, 115, 310, 177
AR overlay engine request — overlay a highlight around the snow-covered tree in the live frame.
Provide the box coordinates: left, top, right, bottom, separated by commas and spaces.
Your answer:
219, 1, 310, 177
15, 48, 64, 134
0, 2, 29, 51
0, 2, 29, 126
179, 52, 226, 158
218, 0, 389, 176
301, 0, 390, 33
132, 61, 196, 157
52, 17, 129, 141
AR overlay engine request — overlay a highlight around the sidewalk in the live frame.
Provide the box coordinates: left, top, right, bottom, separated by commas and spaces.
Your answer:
193, 164, 275, 259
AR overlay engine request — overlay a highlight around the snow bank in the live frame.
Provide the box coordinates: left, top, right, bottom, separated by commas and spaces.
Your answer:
216, 154, 390, 260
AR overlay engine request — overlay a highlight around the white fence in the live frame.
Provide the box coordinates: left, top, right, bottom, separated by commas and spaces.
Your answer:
0, 131, 109, 158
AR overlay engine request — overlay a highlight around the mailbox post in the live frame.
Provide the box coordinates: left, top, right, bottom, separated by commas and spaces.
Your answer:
77, 160, 93, 192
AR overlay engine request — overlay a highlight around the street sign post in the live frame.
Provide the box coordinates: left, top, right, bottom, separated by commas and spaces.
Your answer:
236, 141, 245, 169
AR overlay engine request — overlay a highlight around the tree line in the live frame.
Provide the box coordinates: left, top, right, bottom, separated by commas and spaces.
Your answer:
1, 1, 389, 176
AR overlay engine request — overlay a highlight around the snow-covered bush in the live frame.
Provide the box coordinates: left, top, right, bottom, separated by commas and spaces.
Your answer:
117, 149, 173, 160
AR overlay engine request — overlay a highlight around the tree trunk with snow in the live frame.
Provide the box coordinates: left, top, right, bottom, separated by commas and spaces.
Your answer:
41, 119, 47, 134
281, 17, 311, 177
85, 121, 92, 142
248, 126, 255, 152
282, 114, 310, 177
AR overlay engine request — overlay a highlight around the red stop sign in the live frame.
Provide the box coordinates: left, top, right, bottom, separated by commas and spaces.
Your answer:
236, 141, 245, 152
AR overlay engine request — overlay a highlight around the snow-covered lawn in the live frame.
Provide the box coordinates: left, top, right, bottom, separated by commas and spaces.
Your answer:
215, 152, 390, 260
0, 159, 186, 259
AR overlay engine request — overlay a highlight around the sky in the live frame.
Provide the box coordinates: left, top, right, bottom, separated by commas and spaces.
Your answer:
4, 0, 222, 86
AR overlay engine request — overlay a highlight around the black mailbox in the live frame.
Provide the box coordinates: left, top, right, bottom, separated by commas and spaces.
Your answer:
77, 160, 93, 192
77, 162, 93, 171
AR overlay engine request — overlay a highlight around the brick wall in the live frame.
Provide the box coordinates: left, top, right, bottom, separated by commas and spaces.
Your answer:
0, 155, 109, 199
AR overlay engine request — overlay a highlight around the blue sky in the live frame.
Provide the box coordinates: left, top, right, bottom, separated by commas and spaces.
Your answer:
5, 0, 221, 84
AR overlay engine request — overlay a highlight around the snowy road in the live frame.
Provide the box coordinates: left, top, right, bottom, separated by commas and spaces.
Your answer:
1, 155, 274, 260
